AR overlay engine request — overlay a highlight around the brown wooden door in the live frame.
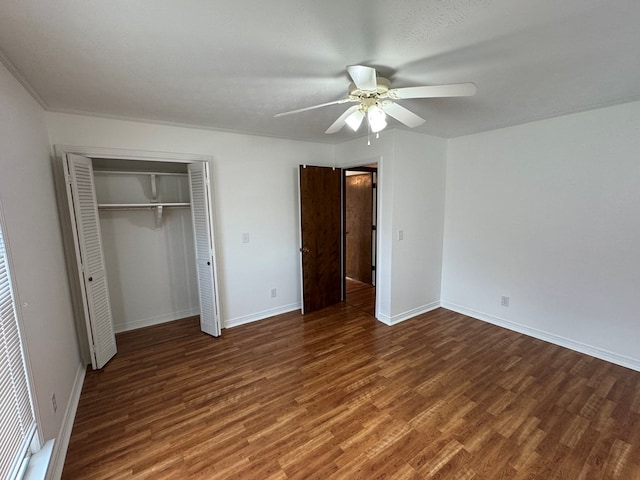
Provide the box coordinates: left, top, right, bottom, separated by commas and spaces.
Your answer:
345, 173, 373, 284
299, 165, 342, 314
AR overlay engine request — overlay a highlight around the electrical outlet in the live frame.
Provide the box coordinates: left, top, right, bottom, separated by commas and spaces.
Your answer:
242, 233, 250, 243
398, 230, 404, 241
271, 288, 277, 298
501, 296, 510, 307
51, 392, 57, 413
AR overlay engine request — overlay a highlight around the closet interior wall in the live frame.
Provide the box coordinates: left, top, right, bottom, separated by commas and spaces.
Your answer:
93, 159, 200, 333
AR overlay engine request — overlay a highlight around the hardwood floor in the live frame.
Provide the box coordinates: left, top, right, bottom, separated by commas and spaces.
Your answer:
345, 277, 375, 316
63, 303, 640, 479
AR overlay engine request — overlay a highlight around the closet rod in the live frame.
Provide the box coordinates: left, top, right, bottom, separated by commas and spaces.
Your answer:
97, 203, 190, 210
93, 170, 188, 177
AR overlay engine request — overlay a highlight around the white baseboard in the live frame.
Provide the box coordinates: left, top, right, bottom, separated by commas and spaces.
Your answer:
114, 307, 200, 333
441, 301, 640, 373
376, 301, 441, 326
224, 303, 301, 328
46, 362, 86, 480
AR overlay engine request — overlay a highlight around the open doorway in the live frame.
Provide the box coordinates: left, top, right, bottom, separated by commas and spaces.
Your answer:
344, 164, 377, 315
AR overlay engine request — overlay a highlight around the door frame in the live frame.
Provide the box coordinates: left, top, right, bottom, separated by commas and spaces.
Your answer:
339, 156, 383, 319
343, 166, 377, 287
53, 145, 219, 364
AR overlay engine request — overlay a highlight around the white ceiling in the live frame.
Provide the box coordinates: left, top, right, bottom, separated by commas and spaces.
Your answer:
1, 0, 639, 143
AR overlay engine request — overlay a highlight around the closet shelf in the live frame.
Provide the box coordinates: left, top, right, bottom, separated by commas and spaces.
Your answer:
95, 170, 190, 229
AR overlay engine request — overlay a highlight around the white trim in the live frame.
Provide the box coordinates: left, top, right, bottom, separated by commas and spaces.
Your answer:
376, 312, 392, 325
441, 301, 640, 373
377, 301, 441, 326
54, 145, 212, 163
113, 308, 201, 333
224, 303, 301, 329
46, 362, 86, 480
0, 51, 48, 109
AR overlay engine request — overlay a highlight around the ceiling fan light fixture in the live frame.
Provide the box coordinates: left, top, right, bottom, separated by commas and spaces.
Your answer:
345, 109, 365, 131
275, 65, 476, 137
367, 105, 387, 133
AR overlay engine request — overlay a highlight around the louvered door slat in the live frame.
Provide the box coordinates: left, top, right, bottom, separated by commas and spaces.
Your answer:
189, 162, 220, 337
66, 153, 117, 369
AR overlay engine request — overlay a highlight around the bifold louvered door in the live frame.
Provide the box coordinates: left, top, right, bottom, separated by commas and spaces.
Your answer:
64, 153, 117, 369
189, 162, 221, 337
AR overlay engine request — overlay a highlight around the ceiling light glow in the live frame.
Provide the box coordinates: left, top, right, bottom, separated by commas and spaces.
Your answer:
345, 109, 365, 131
367, 105, 387, 133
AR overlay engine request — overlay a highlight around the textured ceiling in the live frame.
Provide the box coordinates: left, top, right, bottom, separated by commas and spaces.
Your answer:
1, 0, 639, 143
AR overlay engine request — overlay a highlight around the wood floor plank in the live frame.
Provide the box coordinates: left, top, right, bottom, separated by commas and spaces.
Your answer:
63, 298, 640, 479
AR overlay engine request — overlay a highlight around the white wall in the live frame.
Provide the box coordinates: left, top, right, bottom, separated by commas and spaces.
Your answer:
45, 113, 336, 327
390, 129, 446, 322
0, 62, 81, 441
99, 209, 199, 332
336, 129, 447, 324
443, 100, 640, 371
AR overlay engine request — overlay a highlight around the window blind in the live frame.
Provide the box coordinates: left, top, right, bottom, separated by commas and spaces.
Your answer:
0, 222, 36, 480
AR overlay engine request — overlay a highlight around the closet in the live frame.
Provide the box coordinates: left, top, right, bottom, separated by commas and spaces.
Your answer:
54, 147, 221, 370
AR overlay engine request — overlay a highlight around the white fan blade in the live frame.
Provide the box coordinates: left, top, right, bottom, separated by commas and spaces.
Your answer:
325, 105, 361, 134
347, 65, 377, 92
275, 98, 351, 117
381, 102, 425, 128
388, 82, 477, 99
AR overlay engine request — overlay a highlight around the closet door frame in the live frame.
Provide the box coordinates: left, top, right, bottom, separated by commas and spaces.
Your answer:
53, 145, 219, 365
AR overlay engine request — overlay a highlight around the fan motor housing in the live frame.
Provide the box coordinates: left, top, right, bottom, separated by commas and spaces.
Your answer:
349, 77, 390, 98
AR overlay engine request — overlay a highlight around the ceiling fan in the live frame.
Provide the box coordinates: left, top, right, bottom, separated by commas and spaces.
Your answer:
275, 65, 477, 134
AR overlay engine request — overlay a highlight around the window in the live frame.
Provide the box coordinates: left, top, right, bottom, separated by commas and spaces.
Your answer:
0, 217, 36, 479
